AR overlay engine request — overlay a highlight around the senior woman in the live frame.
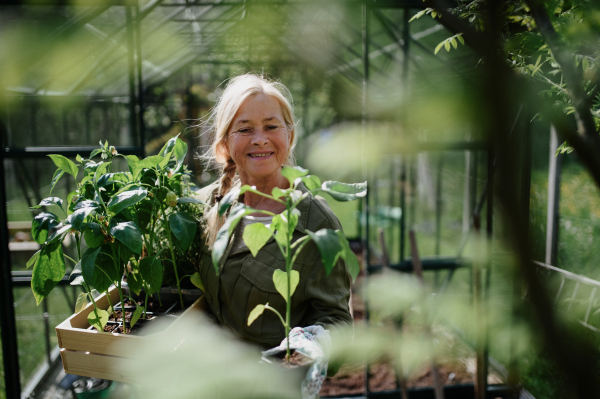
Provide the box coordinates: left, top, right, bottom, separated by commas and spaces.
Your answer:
195, 75, 352, 393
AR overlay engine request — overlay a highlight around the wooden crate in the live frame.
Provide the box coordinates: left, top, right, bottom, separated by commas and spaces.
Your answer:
57, 286, 206, 382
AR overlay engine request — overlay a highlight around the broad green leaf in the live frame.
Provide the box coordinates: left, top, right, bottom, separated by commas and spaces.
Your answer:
31, 197, 64, 211
32, 212, 60, 244
247, 304, 266, 326
70, 206, 97, 231
90, 148, 102, 159
70, 275, 84, 286
26, 250, 41, 269
124, 155, 140, 176
190, 272, 204, 291
270, 214, 289, 247
313, 181, 367, 201
107, 187, 147, 215
218, 187, 241, 216
46, 224, 72, 245
273, 269, 300, 302
139, 256, 163, 295
66, 191, 77, 215
271, 187, 291, 199
94, 249, 120, 291
49, 169, 65, 194
126, 271, 144, 295
243, 223, 272, 257
110, 221, 143, 254
289, 209, 300, 232
172, 138, 188, 173
444, 40, 450, 51
76, 154, 83, 163
81, 246, 102, 289
136, 155, 164, 176
337, 230, 360, 282
84, 222, 105, 248
75, 292, 88, 313
130, 305, 143, 328
48, 154, 78, 178
31, 242, 66, 305
457, 35, 464, 45
73, 200, 99, 211
306, 229, 344, 276
169, 212, 197, 251
281, 166, 308, 186
212, 204, 259, 273
94, 162, 111, 182
300, 175, 321, 191
177, 197, 207, 205
159, 135, 178, 157
451, 37, 457, 49
87, 308, 109, 331
71, 260, 82, 275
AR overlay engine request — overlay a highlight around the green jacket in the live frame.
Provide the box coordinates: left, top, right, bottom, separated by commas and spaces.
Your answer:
196, 181, 353, 347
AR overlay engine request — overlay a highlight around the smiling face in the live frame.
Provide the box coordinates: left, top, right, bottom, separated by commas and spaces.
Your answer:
223, 93, 292, 185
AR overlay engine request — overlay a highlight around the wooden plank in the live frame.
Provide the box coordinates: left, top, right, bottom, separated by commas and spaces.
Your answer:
57, 290, 204, 357
60, 349, 143, 383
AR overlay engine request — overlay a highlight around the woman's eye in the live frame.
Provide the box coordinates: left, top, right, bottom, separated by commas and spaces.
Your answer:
239, 128, 251, 134
266, 125, 277, 130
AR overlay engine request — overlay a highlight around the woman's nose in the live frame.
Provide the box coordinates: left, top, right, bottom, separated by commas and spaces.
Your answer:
251, 127, 268, 146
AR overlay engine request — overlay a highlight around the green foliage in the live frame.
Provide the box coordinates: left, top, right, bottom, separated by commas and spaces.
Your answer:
26, 138, 206, 334
218, 166, 367, 360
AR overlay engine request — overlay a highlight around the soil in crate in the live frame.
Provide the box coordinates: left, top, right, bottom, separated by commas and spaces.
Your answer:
268, 349, 313, 369
116, 298, 179, 315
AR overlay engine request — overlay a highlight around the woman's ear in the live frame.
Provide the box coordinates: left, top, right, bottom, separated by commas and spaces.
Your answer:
215, 141, 230, 164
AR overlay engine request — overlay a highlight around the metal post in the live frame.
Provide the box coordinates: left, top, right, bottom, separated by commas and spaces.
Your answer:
400, 159, 406, 261
134, 3, 146, 155
361, 1, 370, 397
546, 126, 561, 265
0, 118, 21, 398
126, 6, 138, 145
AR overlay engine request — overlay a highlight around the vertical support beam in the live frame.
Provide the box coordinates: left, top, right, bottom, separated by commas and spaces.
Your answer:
134, 3, 146, 156
0, 118, 21, 399
389, 158, 396, 261
399, 7, 410, 264
400, 158, 406, 261
126, 6, 138, 147
361, 1, 370, 397
546, 126, 561, 265
435, 154, 443, 256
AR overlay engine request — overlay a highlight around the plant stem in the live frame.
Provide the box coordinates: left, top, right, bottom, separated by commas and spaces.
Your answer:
106, 292, 115, 317
82, 282, 101, 328
285, 206, 292, 361
162, 204, 184, 308
111, 245, 127, 334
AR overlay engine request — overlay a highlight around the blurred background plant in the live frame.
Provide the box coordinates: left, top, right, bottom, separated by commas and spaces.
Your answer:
1, 0, 600, 398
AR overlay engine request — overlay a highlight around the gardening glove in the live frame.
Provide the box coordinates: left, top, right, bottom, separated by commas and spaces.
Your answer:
262, 326, 331, 399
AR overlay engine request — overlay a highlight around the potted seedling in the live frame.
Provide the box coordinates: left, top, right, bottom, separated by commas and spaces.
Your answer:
28, 136, 205, 338
213, 166, 365, 363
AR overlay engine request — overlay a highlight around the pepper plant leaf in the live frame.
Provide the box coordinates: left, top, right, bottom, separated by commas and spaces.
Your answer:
312, 181, 367, 201
273, 269, 300, 302
70, 275, 84, 286
107, 187, 147, 215
337, 230, 360, 282
218, 187, 241, 216
110, 221, 143, 254
270, 214, 289, 248
46, 224, 72, 246
169, 211, 197, 251
31, 212, 60, 244
139, 256, 163, 295
94, 249, 120, 291
48, 154, 78, 178
281, 166, 309, 186
190, 272, 205, 291
247, 304, 266, 326
306, 229, 344, 276
26, 250, 41, 269
70, 205, 98, 231
300, 175, 321, 191
134, 155, 163, 178
81, 246, 102, 290
177, 197, 207, 205
172, 138, 188, 173
75, 292, 88, 313
130, 305, 144, 329
87, 308, 109, 331
243, 223, 272, 257
126, 271, 144, 295
212, 204, 262, 273
30, 197, 64, 211
49, 169, 65, 194
84, 222, 105, 248
31, 242, 66, 305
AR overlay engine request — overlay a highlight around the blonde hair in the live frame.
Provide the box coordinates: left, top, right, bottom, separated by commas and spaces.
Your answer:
201, 73, 297, 247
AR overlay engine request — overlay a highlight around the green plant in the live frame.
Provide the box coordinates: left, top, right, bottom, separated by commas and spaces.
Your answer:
213, 166, 365, 361
27, 137, 206, 334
